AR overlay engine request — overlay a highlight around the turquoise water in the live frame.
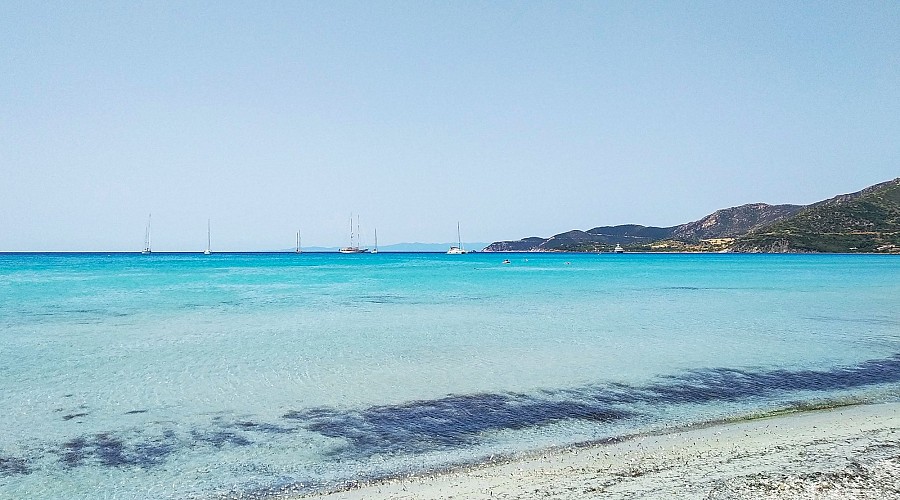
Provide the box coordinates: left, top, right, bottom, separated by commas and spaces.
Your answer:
1, 252, 899, 498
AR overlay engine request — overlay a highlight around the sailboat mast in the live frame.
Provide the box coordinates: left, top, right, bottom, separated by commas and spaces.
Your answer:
457, 222, 462, 250
143, 213, 152, 253
207, 219, 211, 252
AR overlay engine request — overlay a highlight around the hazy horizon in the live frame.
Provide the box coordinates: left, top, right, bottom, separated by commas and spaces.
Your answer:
3, 2, 898, 251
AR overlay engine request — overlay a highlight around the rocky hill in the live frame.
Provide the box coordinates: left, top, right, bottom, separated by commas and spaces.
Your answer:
484, 237, 549, 252
482, 179, 900, 253
732, 178, 900, 253
670, 203, 804, 242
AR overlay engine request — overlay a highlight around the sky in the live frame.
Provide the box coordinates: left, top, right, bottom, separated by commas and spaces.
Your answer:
1, 1, 898, 251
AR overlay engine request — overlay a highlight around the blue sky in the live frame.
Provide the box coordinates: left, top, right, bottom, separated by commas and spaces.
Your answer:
2, 1, 898, 251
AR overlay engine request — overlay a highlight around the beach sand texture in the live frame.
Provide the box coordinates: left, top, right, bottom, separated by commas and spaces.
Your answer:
306, 402, 900, 500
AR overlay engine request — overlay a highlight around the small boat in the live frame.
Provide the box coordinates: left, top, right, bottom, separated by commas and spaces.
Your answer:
203, 219, 212, 255
141, 214, 152, 254
339, 214, 369, 253
502, 259, 511, 264
371, 228, 378, 254
447, 222, 468, 254
614, 244, 624, 253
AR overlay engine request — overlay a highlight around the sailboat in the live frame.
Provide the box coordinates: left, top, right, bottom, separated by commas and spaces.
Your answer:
141, 214, 152, 254
447, 222, 468, 254
203, 219, 212, 255
339, 214, 368, 253
296, 230, 302, 254
371, 228, 378, 254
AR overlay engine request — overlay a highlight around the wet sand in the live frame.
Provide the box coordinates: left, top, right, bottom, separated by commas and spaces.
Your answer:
302, 402, 900, 499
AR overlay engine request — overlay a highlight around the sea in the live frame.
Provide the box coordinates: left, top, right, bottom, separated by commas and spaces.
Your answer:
1, 252, 898, 499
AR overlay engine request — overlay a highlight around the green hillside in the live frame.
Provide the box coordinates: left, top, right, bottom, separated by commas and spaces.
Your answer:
732, 179, 900, 253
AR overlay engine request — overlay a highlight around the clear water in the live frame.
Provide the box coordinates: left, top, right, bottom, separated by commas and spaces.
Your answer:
1, 252, 898, 498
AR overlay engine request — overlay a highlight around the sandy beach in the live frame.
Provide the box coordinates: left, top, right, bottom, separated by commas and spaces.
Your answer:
303, 402, 900, 500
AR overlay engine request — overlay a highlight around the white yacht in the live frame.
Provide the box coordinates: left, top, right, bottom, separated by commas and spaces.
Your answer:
614, 244, 624, 253
339, 215, 369, 253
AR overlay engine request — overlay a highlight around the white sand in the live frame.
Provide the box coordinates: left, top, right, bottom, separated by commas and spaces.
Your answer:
303, 402, 900, 499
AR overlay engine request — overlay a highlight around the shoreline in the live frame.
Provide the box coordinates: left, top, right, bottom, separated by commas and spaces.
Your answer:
298, 401, 900, 499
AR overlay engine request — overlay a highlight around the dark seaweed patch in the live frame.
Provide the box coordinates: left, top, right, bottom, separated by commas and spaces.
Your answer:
60, 431, 177, 468
0, 456, 30, 476
51, 418, 291, 471
191, 429, 251, 448
281, 353, 900, 459
61, 437, 87, 467
132, 430, 178, 466
93, 434, 128, 466
233, 421, 294, 434
62, 412, 88, 421
124, 409, 149, 415
284, 407, 336, 420
642, 354, 900, 405
285, 391, 631, 457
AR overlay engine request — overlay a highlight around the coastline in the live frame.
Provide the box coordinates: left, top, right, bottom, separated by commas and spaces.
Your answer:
300, 401, 900, 499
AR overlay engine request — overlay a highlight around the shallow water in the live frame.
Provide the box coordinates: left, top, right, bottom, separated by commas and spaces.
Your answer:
1, 252, 898, 498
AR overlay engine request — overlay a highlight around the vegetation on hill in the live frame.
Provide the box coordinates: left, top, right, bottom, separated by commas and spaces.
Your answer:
732, 179, 900, 253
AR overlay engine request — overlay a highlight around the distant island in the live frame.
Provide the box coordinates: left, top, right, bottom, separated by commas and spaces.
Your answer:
483, 178, 900, 254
